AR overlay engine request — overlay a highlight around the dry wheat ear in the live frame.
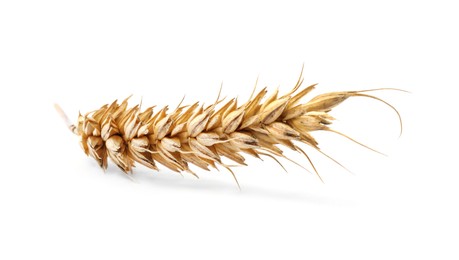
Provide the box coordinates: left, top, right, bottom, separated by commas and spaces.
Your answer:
56, 70, 403, 188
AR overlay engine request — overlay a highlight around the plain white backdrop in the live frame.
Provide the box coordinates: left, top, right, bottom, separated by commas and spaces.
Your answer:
1, 0, 458, 259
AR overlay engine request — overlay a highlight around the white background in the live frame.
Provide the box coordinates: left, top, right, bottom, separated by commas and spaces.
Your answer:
1, 1, 458, 259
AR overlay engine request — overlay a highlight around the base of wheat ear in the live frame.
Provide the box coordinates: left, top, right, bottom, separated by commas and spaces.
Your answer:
56, 69, 402, 187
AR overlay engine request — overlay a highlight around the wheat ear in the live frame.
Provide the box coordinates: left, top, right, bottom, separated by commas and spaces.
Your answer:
56, 69, 403, 187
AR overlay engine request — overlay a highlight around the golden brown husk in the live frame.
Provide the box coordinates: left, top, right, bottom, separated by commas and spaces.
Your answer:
71, 72, 402, 185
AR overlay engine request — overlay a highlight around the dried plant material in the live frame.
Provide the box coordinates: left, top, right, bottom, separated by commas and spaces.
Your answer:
55, 68, 404, 188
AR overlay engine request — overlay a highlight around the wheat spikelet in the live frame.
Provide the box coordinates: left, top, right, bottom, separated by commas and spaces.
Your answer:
56, 69, 403, 187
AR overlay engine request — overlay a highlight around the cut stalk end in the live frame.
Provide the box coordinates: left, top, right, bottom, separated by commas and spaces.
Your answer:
54, 103, 78, 135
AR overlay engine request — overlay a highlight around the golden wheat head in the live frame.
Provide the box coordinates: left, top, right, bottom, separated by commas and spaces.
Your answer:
56, 69, 403, 187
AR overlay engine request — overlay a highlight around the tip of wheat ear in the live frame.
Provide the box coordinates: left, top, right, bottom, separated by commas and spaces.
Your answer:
57, 72, 403, 187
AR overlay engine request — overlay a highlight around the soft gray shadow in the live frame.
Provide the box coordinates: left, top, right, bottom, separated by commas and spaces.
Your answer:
127, 168, 355, 207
